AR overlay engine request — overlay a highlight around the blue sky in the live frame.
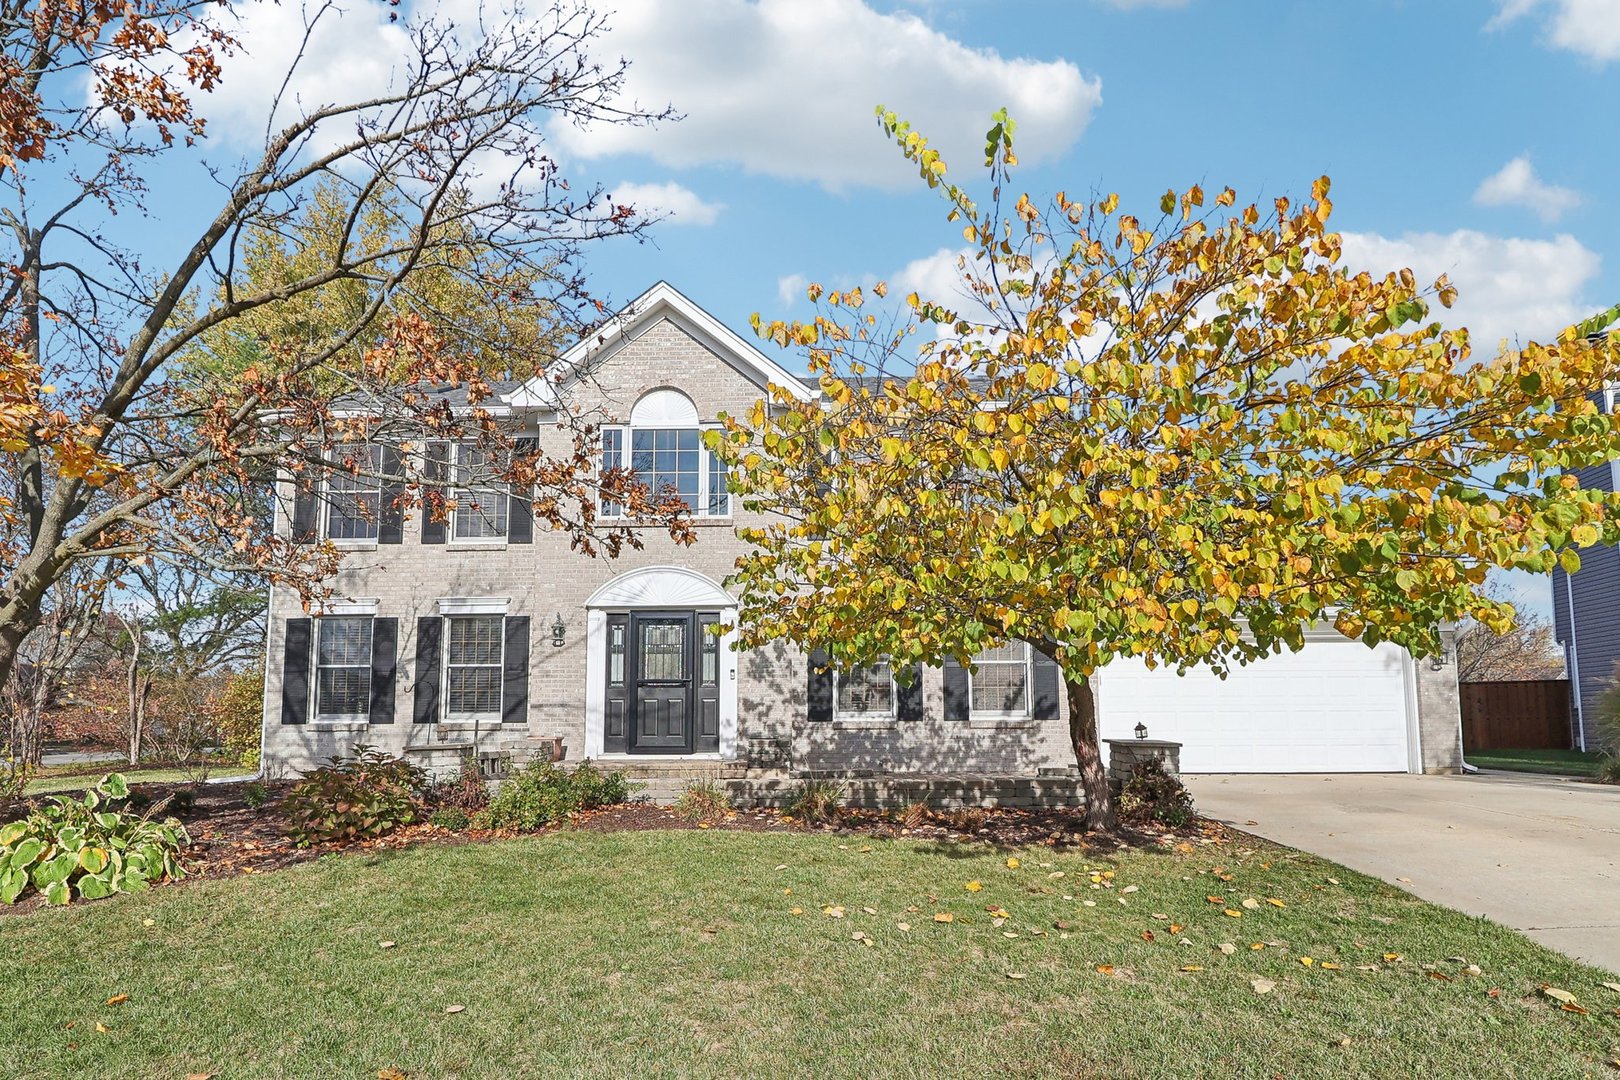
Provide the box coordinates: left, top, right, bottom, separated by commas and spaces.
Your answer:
78, 0, 1620, 616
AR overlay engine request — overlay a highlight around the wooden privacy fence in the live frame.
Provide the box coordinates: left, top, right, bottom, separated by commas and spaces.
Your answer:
1459, 679, 1572, 751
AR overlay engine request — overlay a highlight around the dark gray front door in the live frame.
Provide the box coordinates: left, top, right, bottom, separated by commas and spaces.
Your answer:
631, 612, 692, 752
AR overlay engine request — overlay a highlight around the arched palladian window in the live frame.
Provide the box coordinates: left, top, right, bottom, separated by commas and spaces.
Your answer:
601, 388, 730, 517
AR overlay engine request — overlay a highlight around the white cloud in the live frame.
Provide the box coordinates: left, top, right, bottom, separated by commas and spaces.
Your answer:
1473, 155, 1582, 221
555, 0, 1102, 191
1487, 0, 1620, 63
890, 247, 978, 306
1339, 229, 1602, 352
776, 273, 809, 306
607, 181, 723, 226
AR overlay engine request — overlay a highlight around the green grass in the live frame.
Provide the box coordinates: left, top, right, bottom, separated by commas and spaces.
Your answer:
1, 830, 1617, 1079
23, 766, 253, 795
1466, 748, 1606, 777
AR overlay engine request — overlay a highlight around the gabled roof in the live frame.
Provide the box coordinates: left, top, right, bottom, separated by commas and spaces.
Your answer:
503, 280, 817, 408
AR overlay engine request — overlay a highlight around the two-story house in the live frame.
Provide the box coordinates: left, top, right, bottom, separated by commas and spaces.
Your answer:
259, 282, 1464, 789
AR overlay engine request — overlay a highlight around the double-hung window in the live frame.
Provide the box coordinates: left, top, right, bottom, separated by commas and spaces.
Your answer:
835, 660, 895, 719
326, 445, 382, 541
450, 443, 509, 541
314, 616, 372, 720
969, 642, 1031, 718
444, 614, 504, 722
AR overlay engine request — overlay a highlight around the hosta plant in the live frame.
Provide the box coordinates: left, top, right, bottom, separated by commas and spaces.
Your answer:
0, 773, 189, 905
279, 744, 428, 847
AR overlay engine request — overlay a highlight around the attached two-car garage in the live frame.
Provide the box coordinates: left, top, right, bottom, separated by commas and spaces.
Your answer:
1096, 636, 1420, 773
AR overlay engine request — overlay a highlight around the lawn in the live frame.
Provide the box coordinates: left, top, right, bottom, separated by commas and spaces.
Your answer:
23, 766, 253, 795
2, 829, 1617, 1079
1466, 748, 1607, 777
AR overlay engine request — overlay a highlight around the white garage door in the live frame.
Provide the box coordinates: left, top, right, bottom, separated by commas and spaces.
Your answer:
1097, 639, 1415, 773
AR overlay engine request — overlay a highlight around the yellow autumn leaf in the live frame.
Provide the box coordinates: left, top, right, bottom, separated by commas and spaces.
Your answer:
934, 912, 954, 924
965, 881, 983, 892
1006, 857, 1021, 870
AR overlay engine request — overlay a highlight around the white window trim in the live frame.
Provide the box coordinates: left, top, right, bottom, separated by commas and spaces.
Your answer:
600, 422, 732, 520
834, 661, 897, 721
436, 596, 510, 616
448, 442, 511, 543
323, 445, 384, 545
441, 612, 506, 725
312, 614, 374, 725
968, 642, 1033, 721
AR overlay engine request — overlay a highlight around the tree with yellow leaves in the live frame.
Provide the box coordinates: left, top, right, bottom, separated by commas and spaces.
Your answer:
713, 108, 1620, 830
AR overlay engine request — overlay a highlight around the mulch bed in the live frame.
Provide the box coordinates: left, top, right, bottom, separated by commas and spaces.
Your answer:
0, 778, 1226, 917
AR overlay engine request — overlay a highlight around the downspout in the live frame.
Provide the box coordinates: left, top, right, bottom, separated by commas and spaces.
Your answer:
1565, 571, 1586, 752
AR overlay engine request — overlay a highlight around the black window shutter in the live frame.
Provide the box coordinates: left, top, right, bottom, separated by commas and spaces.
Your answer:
897, 665, 924, 722
502, 615, 530, 726
943, 658, 969, 721
378, 446, 405, 545
369, 617, 398, 725
421, 443, 448, 545
807, 647, 833, 722
413, 616, 442, 724
1032, 647, 1062, 721
280, 617, 313, 724
290, 474, 319, 542
508, 437, 535, 544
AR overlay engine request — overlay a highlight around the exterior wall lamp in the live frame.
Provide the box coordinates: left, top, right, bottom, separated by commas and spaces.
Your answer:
551, 612, 567, 648
1134, 722, 1149, 740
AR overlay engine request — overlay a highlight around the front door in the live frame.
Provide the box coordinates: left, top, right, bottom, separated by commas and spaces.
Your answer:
602, 609, 724, 755
631, 612, 693, 752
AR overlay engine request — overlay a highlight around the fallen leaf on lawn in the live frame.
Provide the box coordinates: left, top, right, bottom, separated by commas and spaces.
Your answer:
1602, 982, 1620, 994
1428, 972, 1452, 982
823, 906, 845, 918
858, 845, 872, 853
1542, 986, 1578, 1005
1560, 1002, 1589, 1015
378, 1070, 409, 1080
1121, 885, 1139, 894
1321, 962, 1342, 970
95, 1022, 108, 1033
1334, 1037, 1352, 1048
1487, 988, 1501, 998
105, 994, 128, 1006
1300, 957, 1314, 967
1206, 896, 1225, 905
186, 1073, 217, 1080
1241, 898, 1261, 910
1180, 964, 1204, 972
1006, 857, 1021, 869
783, 888, 792, 895
1095, 964, 1116, 975
1250, 978, 1275, 995
1176, 842, 1193, 853
1102, 871, 1115, 880
1003, 931, 1019, 939
1151, 912, 1170, 920
775, 864, 788, 871
790, 907, 804, 916
1169, 923, 1183, 935
1083, 900, 1097, 907
862, 907, 877, 915
1250, 943, 1265, 951
896, 922, 911, 932
1464, 965, 1482, 977
1357, 965, 1381, 972
934, 912, 954, 924
965, 881, 983, 892
1006, 972, 1026, 980
1218, 943, 1238, 955
1327, 877, 1341, 885
142, 919, 154, 928
1048, 871, 1065, 879
697, 822, 711, 829
1266, 898, 1286, 908
1382, 953, 1402, 962
1141, 930, 1156, 943
1054, 920, 1072, 931
380, 941, 397, 950
1224, 909, 1243, 918
444, 1005, 465, 1014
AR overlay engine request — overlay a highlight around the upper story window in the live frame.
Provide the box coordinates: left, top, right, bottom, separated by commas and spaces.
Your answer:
836, 660, 895, 719
315, 615, 373, 720
601, 388, 729, 518
968, 642, 1031, 717
326, 445, 383, 541
450, 442, 509, 541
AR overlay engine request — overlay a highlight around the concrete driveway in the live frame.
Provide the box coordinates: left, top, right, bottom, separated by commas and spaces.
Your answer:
1183, 771, 1620, 975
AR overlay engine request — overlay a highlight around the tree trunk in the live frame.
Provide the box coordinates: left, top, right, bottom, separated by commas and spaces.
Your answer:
1066, 675, 1116, 832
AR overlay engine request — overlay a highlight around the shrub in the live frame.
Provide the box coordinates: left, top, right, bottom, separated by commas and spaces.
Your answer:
0, 773, 188, 905
1595, 661, 1620, 756
279, 744, 427, 847
943, 807, 988, 834
675, 780, 732, 823
426, 762, 490, 811
784, 779, 844, 826
1597, 755, 1620, 786
1117, 758, 1195, 828
484, 760, 635, 832
894, 801, 930, 831
241, 781, 270, 809
429, 806, 470, 831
